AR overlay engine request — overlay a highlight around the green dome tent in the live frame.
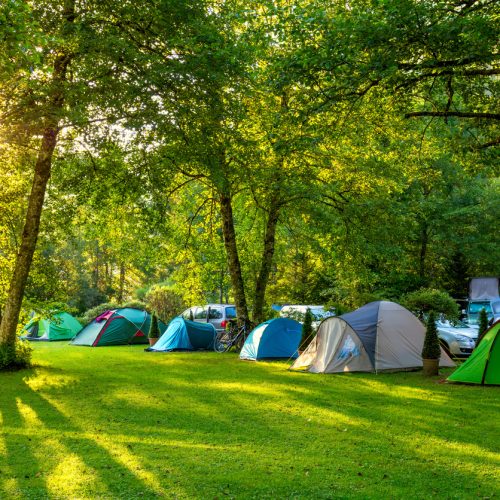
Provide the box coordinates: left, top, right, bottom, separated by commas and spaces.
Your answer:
21, 312, 82, 341
71, 308, 167, 347
448, 321, 500, 385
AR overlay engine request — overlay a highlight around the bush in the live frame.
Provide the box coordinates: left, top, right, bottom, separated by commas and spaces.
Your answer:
401, 288, 458, 320
144, 286, 186, 323
81, 302, 118, 325
476, 308, 490, 347
422, 311, 441, 360
301, 308, 314, 350
0, 340, 32, 371
148, 313, 161, 339
281, 309, 307, 323
121, 300, 148, 312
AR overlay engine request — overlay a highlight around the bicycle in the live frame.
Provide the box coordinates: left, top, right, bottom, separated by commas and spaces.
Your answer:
214, 320, 249, 353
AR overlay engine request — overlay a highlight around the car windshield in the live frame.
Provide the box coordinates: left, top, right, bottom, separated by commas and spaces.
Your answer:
225, 307, 237, 319
469, 302, 492, 314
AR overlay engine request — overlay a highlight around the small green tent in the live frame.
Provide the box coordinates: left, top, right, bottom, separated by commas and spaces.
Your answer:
447, 321, 500, 385
21, 312, 82, 341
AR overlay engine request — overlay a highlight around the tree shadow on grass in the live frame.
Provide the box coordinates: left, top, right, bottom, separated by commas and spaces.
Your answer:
4, 347, 498, 498
48, 350, 499, 498
0, 369, 48, 499
0, 368, 177, 498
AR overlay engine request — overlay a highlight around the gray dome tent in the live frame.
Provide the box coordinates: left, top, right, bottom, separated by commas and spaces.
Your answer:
290, 301, 455, 373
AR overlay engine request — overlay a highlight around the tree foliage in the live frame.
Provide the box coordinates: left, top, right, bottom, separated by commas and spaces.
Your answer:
402, 288, 459, 320
0, 1, 498, 369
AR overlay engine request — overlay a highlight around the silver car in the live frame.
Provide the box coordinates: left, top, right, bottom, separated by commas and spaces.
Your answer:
280, 305, 335, 331
180, 304, 237, 332
436, 319, 478, 357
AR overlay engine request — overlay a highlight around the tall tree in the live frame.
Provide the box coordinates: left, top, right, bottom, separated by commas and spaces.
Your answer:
0, 0, 208, 367
0, 0, 76, 359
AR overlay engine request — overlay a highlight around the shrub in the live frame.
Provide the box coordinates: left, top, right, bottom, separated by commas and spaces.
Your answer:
121, 300, 148, 312
422, 311, 441, 360
301, 308, 314, 350
0, 340, 32, 371
148, 313, 161, 339
144, 286, 186, 323
81, 302, 118, 325
281, 309, 306, 323
476, 308, 490, 347
401, 288, 458, 321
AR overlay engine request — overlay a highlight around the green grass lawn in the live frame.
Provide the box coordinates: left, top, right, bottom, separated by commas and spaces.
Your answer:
1, 344, 499, 499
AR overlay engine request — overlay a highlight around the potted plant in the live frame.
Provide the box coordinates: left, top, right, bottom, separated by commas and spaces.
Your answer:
148, 312, 161, 346
422, 310, 441, 376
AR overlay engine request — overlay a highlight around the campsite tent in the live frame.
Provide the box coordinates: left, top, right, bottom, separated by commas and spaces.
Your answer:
240, 318, 302, 360
290, 301, 455, 373
21, 312, 82, 341
147, 317, 216, 352
71, 308, 166, 347
447, 321, 500, 385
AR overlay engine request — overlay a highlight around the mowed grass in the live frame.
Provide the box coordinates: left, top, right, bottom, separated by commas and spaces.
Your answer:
0, 344, 499, 499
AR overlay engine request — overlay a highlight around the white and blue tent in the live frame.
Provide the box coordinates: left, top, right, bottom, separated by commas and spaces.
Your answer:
290, 301, 455, 373
147, 317, 216, 352
240, 318, 302, 361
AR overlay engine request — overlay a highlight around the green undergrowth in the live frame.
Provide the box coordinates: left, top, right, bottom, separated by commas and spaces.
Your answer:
0, 344, 498, 499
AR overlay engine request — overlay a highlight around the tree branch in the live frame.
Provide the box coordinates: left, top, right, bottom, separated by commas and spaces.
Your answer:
405, 111, 500, 120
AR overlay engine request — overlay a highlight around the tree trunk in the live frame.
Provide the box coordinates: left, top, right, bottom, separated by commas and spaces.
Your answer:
93, 242, 100, 288
219, 192, 249, 326
252, 93, 288, 323
219, 268, 224, 304
253, 194, 280, 324
0, 127, 60, 347
419, 224, 428, 280
118, 262, 126, 303
0, 3, 74, 358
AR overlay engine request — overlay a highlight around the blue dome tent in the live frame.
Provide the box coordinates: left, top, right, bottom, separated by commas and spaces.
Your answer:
240, 318, 302, 361
147, 317, 217, 352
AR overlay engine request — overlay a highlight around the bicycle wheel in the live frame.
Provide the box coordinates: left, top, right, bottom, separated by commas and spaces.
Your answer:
214, 331, 231, 353
233, 332, 245, 351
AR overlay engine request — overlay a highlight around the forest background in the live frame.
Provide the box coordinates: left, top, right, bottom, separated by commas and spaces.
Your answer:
0, 0, 498, 357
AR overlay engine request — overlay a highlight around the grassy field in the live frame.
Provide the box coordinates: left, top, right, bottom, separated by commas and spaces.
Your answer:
0, 344, 499, 499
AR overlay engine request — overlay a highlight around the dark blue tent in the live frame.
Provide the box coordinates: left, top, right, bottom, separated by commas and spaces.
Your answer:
147, 317, 216, 352
240, 318, 302, 361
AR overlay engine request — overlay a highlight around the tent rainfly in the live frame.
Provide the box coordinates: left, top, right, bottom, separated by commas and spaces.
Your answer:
240, 318, 302, 361
290, 301, 455, 373
447, 321, 500, 385
21, 312, 82, 341
146, 317, 216, 352
71, 308, 166, 347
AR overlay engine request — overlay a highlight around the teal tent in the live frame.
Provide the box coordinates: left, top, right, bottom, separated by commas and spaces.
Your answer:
71, 308, 166, 347
21, 312, 82, 341
240, 318, 302, 360
147, 317, 216, 352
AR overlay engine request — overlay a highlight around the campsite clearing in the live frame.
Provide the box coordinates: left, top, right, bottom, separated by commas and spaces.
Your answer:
0, 344, 498, 499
